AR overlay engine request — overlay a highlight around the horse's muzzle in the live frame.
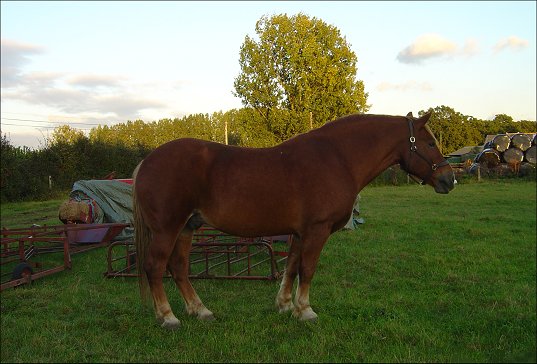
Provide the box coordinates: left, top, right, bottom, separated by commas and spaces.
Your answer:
433, 170, 456, 194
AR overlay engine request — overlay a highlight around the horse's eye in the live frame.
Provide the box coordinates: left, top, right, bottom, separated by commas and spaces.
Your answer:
428, 141, 436, 148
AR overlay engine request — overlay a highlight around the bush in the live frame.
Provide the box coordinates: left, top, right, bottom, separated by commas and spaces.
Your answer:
1, 134, 150, 202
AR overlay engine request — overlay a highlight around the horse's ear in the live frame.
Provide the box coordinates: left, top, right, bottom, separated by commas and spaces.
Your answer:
406, 112, 414, 118
416, 111, 432, 126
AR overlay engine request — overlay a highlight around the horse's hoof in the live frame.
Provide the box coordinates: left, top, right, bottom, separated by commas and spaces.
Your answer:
198, 313, 215, 321
277, 301, 294, 313
160, 317, 181, 330
293, 307, 318, 322
198, 309, 215, 321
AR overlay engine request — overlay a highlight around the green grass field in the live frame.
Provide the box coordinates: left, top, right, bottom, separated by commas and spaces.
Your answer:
1, 181, 536, 363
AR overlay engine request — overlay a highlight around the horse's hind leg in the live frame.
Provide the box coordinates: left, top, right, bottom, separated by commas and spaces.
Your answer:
145, 231, 181, 329
276, 234, 301, 313
167, 228, 214, 321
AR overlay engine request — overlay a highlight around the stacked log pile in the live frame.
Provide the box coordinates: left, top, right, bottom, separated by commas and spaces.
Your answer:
471, 133, 536, 174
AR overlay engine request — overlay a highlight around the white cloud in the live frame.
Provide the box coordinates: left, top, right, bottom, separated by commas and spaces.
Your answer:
376, 81, 433, 92
397, 33, 457, 64
67, 74, 124, 89
1, 38, 165, 123
3, 85, 165, 121
1, 38, 45, 87
396, 34, 484, 64
493, 36, 529, 53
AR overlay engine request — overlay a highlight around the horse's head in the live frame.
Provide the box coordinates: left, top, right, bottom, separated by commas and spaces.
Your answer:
399, 112, 455, 194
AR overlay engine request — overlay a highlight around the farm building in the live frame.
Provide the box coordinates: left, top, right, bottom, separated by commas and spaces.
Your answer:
447, 146, 483, 164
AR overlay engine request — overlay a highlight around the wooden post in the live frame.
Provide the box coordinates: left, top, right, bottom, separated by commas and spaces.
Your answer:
49, 176, 52, 190
309, 112, 313, 130
224, 121, 228, 145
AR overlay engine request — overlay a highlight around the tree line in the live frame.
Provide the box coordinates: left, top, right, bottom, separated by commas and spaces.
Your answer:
1, 105, 534, 202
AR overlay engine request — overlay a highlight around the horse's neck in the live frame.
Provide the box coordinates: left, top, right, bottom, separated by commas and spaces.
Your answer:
329, 118, 406, 191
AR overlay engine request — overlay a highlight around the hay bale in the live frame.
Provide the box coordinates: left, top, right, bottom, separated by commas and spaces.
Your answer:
475, 148, 501, 168
502, 147, 524, 165
525, 145, 536, 164
59, 200, 92, 224
510, 134, 532, 151
492, 134, 511, 152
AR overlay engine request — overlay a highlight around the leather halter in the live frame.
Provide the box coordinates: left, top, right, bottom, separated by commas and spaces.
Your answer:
406, 118, 449, 185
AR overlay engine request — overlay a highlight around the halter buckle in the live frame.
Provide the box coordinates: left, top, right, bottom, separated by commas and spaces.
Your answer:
409, 136, 416, 143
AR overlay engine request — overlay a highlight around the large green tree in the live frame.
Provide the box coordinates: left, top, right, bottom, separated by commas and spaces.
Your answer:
234, 13, 369, 142
420, 106, 483, 155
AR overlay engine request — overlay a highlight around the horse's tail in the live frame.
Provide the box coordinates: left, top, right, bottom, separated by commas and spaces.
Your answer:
132, 161, 151, 305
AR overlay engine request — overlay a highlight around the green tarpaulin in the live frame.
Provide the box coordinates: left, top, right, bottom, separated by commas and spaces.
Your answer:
70, 180, 134, 240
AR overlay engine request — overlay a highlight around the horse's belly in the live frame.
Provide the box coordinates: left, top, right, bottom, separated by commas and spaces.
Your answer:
199, 199, 298, 238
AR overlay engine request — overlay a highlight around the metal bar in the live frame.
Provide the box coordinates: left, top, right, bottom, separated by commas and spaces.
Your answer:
233, 256, 272, 276
0, 265, 66, 291
103, 227, 289, 281
2, 222, 130, 290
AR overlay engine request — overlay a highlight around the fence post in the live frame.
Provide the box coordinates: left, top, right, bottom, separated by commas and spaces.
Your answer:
224, 121, 228, 145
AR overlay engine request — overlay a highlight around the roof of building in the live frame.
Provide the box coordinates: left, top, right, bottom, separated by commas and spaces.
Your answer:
447, 146, 483, 157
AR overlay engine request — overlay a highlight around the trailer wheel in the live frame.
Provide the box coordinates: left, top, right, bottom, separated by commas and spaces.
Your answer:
11, 262, 33, 280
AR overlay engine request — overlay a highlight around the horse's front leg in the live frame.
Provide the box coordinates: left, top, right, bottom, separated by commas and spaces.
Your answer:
292, 226, 331, 322
276, 234, 301, 313
167, 228, 214, 321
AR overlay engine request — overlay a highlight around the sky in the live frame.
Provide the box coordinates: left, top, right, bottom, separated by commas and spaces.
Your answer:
1, 1, 535, 149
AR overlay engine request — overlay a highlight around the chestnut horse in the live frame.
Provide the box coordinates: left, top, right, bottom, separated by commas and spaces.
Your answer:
133, 112, 455, 329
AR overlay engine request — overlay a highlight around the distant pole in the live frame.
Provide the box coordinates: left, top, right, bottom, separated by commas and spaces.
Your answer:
224, 121, 228, 145
309, 112, 313, 130
49, 176, 52, 190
